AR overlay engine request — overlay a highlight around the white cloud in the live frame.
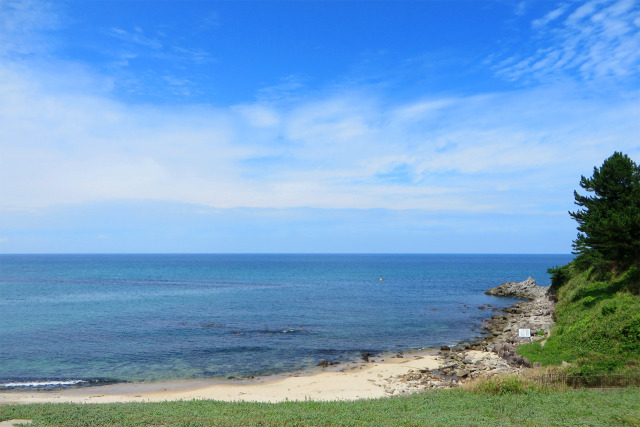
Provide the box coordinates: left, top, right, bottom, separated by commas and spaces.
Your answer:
104, 25, 213, 67
1, 0, 639, 219
233, 104, 281, 128
497, 0, 640, 82
2, 54, 638, 214
514, 2, 528, 17
107, 27, 163, 50
532, 4, 568, 28
0, 0, 60, 57
257, 75, 308, 102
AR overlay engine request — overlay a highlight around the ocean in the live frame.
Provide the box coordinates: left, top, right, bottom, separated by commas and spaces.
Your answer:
0, 253, 573, 389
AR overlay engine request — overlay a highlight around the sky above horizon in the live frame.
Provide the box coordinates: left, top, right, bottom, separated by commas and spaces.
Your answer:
1, 0, 639, 254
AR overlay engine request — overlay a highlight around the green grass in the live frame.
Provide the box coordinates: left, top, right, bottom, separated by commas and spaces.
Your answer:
1, 388, 640, 426
518, 265, 640, 372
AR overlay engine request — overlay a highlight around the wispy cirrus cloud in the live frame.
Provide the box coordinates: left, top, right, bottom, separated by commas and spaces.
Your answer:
496, 0, 640, 82
532, 3, 569, 28
0, 0, 60, 57
97, 24, 215, 99
105, 25, 213, 65
107, 27, 163, 50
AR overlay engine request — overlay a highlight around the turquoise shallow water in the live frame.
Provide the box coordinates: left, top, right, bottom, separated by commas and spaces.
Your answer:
0, 253, 572, 388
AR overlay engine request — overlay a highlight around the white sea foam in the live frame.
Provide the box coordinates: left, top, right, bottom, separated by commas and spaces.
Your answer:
0, 380, 86, 387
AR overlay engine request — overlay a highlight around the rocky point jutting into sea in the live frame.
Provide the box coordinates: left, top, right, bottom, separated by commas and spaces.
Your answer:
380, 277, 555, 394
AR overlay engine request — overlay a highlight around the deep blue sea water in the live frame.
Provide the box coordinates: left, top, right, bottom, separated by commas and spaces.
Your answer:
0, 254, 573, 388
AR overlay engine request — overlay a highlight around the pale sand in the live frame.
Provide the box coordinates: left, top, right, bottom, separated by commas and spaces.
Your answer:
0, 420, 32, 426
0, 352, 444, 405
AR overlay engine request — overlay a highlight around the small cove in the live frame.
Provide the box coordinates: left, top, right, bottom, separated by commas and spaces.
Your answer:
0, 253, 573, 388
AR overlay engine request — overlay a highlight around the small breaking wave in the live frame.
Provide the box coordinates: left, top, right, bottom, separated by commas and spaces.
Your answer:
1, 380, 85, 387
0, 378, 119, 391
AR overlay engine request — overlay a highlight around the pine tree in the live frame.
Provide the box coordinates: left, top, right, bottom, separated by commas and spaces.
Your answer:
569, 152, 640, 272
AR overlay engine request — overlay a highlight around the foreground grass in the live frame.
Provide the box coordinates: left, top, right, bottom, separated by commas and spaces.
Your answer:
1, 388, 639, 426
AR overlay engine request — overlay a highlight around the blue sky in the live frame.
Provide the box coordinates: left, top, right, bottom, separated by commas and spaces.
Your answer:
1, 0, 639, 253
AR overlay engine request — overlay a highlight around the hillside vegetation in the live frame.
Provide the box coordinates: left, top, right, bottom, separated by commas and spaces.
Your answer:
519, 152, 640, 372
518, 264, 639, 371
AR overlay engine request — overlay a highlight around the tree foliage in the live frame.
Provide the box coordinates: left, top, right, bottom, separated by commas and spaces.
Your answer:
547, 264, 572, 295
569, 152, 640, 272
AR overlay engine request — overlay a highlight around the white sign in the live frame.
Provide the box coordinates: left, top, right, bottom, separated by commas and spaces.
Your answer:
519, 328, 531, 338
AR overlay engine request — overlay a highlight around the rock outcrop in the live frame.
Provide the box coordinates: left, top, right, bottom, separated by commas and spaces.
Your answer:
472, 277, 555, 366
368, 277, 558, 395
383, 350, 520, 393
386, 276, 556, 393
485, 276, 547, 300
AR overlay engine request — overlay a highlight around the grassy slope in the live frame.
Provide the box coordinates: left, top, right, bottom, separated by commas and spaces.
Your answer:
518, 265, 640, 371
1, 388, 640, 426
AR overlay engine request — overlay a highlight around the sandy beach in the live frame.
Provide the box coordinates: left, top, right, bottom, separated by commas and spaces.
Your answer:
0, 351, 445, 405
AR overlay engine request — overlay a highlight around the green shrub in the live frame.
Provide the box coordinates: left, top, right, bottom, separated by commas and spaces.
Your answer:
618, 264, 640, 295
620, 315, 640, 351
601, 303, 617, 316
548, 264, 572, 294
571, 356, 624, 373
469, 375, 534, 395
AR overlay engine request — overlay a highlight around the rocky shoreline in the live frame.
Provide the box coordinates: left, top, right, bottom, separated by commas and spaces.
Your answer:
378, 277, 555, 394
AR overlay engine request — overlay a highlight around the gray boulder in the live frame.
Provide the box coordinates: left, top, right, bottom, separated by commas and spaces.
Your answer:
485, 277, 546, 300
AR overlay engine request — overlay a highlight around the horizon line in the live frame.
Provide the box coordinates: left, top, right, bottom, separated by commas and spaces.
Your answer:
0, 252, 574, 256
